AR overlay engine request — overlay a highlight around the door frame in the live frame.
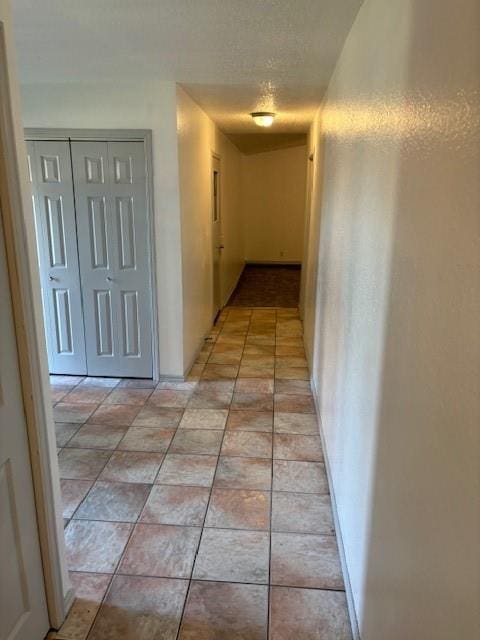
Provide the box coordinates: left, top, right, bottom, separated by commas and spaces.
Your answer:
0, 24, 68, 629
299, 149, 315, 320
210, 151, 222, 322
25, 128, 160, 380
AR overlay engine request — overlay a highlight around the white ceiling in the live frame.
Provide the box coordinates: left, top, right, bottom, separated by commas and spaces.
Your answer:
12, 0, 362, 134
226, 133, 307, 155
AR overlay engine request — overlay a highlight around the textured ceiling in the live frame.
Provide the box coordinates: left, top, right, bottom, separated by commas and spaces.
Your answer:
12, 0, 362, 133
227, 133, 307, 155
180, 83, 321, 134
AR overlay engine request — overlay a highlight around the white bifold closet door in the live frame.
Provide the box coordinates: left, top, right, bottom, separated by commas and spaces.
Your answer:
28, 139, 153, 378
70, 141, 153, 378
27, 140, 87, 375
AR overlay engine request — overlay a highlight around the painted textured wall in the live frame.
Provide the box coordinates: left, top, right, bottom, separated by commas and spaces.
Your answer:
176, 86, 244, 372
302, 0, 480, 637
176, 86, 214, 373
242, 145, 307, 263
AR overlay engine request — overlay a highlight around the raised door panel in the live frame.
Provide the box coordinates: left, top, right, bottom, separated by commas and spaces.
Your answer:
52, 288, 74, 354
27, 141, 87, 375
116, 197, 136, 270
0, 210, 49, 640
84, 155, 105, 184
44, 195, 67, 267
120, 290, 140, 357
0, 460, 30, 637
94, 289, 114, 356
87, 196, 109, 269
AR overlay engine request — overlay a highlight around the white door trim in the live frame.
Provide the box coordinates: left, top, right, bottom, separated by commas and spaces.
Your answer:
211, 151, 222, 321
299, 149, 315, 320
25, 128, 160, 381
0, 24, 70, 629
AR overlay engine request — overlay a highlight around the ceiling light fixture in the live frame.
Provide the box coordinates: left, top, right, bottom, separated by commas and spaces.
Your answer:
251, 112, 276, 128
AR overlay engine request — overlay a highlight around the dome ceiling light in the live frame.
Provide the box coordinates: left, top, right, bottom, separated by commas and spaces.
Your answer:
250, 112, 276, 127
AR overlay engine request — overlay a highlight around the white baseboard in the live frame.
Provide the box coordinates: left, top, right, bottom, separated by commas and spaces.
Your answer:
182, 345, 204, 380
158, 373, 188, 382
61, 586, 75, 626
310, 375, 361, 640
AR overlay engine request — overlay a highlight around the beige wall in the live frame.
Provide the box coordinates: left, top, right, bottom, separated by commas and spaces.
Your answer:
302, 0, 480, 637
176, 86, 244, 372
176, 86, 214, 373
242, 145, 307, 263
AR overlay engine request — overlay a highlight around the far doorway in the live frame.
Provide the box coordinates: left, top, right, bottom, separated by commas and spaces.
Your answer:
211, 154, 223, 320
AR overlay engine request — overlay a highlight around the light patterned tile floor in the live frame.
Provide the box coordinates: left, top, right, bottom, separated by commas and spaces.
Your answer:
48, 307, 352, 640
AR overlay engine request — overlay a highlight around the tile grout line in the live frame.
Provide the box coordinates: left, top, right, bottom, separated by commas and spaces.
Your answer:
65, 518, 336, 537
71, 362, 207, 633
65, 480, 330, 496
175, 305, 242, 639
118, 348, 219, 639
64, 568, 348, 596
68, 567, 347, 594
266, 307, 277, 639
61, 447, 322, 462
95, 397, 194, 638
66, 378, 187, 637
80, 390, 164, 640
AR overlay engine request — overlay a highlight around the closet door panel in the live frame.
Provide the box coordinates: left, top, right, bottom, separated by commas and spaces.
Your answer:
108, 141, 152, 377
72, 140, 152, 378
71, 141, 118, 376
27, 140, 87, 375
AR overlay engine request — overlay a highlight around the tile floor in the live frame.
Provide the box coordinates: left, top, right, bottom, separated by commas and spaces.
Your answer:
48, 307, 352, 640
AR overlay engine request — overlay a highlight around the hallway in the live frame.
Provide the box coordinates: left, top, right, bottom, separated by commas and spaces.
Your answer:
51, 307, 351, 639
